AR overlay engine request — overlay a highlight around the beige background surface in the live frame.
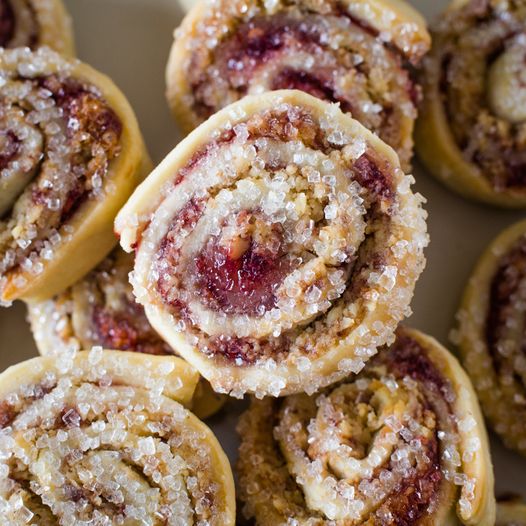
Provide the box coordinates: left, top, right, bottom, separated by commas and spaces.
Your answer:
0, 0, 524, 497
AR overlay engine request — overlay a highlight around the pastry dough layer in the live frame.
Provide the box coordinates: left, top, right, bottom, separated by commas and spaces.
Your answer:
27, 249, 226, 419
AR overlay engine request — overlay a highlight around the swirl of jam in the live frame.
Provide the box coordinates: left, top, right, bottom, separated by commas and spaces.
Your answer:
0, 350, 235, 524
27, 249, 226, 419
0, 47, 150, 304
166, 0, 430, 170
116, 90, 428, 397
416, 0, 526, 207
456, 219, 526, 457
0, 0, 74, 54
237, 328, 495, 525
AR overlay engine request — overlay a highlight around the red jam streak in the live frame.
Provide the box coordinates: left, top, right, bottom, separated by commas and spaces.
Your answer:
377, 332, 446, 522
30, 76, 122, 224
194, 218, 290, 316
271, 68, 351, 113
0, 401, 16, 428
93, 305, 172, 356
0, 130, 20, 171
0, 0, 15, 47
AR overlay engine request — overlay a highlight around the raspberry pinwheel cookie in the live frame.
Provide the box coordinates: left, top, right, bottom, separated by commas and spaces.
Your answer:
167, 0, 430, 170
416, 0, 526, 207
0, 48, 151, 304
0, 350, 235, 524
0, 0, 74, 54
238, 327, 495, 525
116, 90, 428, 397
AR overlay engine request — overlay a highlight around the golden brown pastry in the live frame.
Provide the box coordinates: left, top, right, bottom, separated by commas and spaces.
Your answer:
166, 0, 430, 170
27, 248, 226, 419
116, 90, 428, 398
454, 218, 526, 456
0, 47, 151, 305
238, 327, 496, 525
0, 0, 74, 55
0, 350, 235, 524
416, 0, 526, 207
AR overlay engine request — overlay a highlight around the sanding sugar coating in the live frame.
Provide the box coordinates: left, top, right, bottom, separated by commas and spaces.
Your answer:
27, 248, 226, 420
0, 0, 74, 55
116, 90, 428, 398
0, 350, 236, 525
416, 0, 526, 208
454, 218, 526, 457
166, 0, 431, 171
0, 47, 151, 304
237, 327, 495, 526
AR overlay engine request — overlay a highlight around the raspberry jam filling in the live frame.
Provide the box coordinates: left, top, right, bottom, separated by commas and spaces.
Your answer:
0, 130, 20, 172
92, 304, 171, 356
194, 212, 292, 316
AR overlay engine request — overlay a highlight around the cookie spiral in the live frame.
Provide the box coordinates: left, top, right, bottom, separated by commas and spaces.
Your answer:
166, 0, 430, 170
116, 90, 428, 397
0, 350, 235, 525
455, 218, 526, 456
27, 249, 226, 419
416, 0, 526, 207
0, 0, 74, 54
237, 328, 495, 525
0, 47, 151, 304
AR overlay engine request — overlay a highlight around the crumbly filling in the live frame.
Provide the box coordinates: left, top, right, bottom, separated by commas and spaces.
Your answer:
74, 252, 173, 356
152, 104, 396, 369
0, 0, 38, 48
181, 0, 419, 168
0, 51, 122, 291
486, 234, 526, 405
435, 0, 526, 189
0, 355, 229, 525
237, 332, 478, 524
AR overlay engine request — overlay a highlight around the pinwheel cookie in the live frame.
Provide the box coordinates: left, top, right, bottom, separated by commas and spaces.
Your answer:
166, 0, 431, 170
27, 249, 226, 419
116, 90, 428, 397
0, 47, 151, 305
0, 350, 235, 524
455, 219, 526, 456
416, 0, 526, 207
238, 327, 495, 525
0, 0, 74, 54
